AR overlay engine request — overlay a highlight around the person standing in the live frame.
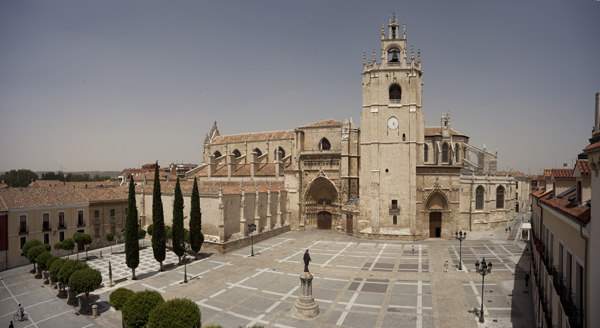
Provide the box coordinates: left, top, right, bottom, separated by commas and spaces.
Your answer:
444, 260, 449, 273
505, 226, 508, 233
9, 321, 14, 328
525, 273, 530, 287
303, 249, 311, 273
412, 245, 414, 254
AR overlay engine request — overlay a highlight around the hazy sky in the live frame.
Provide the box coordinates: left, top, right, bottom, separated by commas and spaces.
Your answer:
1, 1, 599, 174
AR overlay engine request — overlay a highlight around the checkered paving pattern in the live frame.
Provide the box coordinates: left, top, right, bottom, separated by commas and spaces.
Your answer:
196, 268, 435, 328
447, 244, 523, 273
230, 237, 295, 258
462, 280, 519, 317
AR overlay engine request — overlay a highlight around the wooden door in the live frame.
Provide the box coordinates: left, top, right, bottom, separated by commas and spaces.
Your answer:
318, 211, 332, 230
346, 215, 353, 234
429, 212, 442, 238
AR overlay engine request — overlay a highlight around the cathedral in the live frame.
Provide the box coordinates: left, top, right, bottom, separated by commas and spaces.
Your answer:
181, 15, 516, 243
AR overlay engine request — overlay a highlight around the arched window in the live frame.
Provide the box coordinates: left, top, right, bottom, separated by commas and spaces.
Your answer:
319, 138, 331, 151
388, 48, 400, 62
274, 146, 285, 159
213, 150, 222, 158
424, 144, 429, 162
442, 143, 449, 163
389, 84, 401, 101
393, 215, 397, 225
455, 144, 460, 162
253, 148, 262, 156
232, 149, 241, 158
476, 186, 484, 210
496, 186, 505, 209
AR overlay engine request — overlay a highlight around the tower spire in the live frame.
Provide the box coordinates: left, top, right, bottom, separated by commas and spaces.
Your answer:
411, 44, 414, 64
363, 50, 366, 66
373, 48, 376, 64
381, 24, 385, 40
403, 23, 406, 39
417, 49, 421, 65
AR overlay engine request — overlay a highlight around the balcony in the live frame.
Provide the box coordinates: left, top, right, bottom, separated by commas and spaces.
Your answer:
19, 226, 28, 235
110, 216, 117, 223
57, 222, 66, 230
42, 222, 51, 231
389, 204, 400, 213
544, 255, 553, 275
93, 217, 102, 225
77, 219, 86, 227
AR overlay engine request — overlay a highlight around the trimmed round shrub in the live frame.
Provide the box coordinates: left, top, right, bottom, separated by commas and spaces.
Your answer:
122, 290, 165, 328
58, 259, 88, 286
26, 245, 47, 265
137, 228, 147, 240
22, 239, 43, 257
54, 242, 62, 251
44, 244, 51, 252
36, 252, 54, 271
106, 233, 114, 242
147, 298, 201, 328
109, 288, 135, 311
61, 238, 75, 253
69, 268, 102, 298
49, 258, 68, 283
147, 224, 153, 236
45, 256, 58, 273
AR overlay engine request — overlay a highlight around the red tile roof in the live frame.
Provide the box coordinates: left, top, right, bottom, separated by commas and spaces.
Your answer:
583, 141, 600, 152
576, 160, 591, 176
299, 119, 343, 128
540, 190, 590, 225
424, 127, 467, 137
190, 163, 291, 178
29, 180, 120, 188
544, 169, 552, 178
76, 187, 128, 203
212, 130, 294, 144
495, 171, 529, 178
530, 175, 545, 181
135, 180, 284, 195
130, 171, 177, 182
552, 168, 574, 179
0, 187, 89, 209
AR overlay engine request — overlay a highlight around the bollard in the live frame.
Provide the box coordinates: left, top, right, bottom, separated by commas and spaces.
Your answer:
100, 251, 102, 258
92, 304, 98, 318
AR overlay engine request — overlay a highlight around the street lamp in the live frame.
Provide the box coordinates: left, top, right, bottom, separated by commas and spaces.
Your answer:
455, 231, 466, 270
474, 258, 493, 323
247, 223, 257, 257
180, 239, 189, 283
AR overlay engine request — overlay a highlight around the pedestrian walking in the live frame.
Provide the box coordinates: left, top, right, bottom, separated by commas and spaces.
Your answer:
525, 273, 530, 287
9, 321, 14, 328
412, 245, 414, 254
444, 260, 449, 273
505, 226, 508, 233
509, 226, 511, 232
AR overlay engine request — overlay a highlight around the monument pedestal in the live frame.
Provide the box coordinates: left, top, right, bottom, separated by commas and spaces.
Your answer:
293, 272, 319, 319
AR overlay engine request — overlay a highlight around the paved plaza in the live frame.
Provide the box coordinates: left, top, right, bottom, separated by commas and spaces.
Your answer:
0, 225, 534, 328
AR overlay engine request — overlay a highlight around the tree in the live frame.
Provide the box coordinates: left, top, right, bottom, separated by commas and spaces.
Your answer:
172, 177, 185, 264
110, 287, 135, 328
21, 239, 43, 271
73, 232, 91, 259
147, 298, 201, 328
61, 238, 75, 256
147, 224, 154, 236
44, 244, 51, 252
35, 252, 53, 271
26, 245, 47, 273
122, 290, 164, 328
43, 255, 58, 273
69, 268, 102, 312
49, 258, 67, 285
151, 161, 166, 271
0, 169, 38, 187
189, 177, 204, 260
106, 233, 114, 242
58, 259, 88, 296
125, 177, 139, 279
137, 228, 146, 240
54, 242, 62, 256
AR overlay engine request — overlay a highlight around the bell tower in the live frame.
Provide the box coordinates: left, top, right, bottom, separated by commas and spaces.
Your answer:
359, 14, 424, 235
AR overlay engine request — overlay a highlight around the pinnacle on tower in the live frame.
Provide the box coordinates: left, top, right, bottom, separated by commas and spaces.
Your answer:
381, 24, 385, 40
403, 23, 406, 39
373, 48, 376, 64
363, 51, 366, 66
418, 49, 421, 65
411, 44, 414, 62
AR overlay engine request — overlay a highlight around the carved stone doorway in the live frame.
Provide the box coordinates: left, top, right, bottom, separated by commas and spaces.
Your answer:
318, 211, 332, 230
429, 212, 442, 238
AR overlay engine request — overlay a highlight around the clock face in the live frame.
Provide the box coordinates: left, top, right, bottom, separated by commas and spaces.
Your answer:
388, 117, 399, 130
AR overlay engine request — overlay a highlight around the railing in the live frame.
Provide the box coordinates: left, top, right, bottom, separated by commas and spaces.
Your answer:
556, 277, 584, 328
19, 226, 28, 234
544, 256, 553, 275
552, 266, 563, 295
42, 222, 51, 231
388, 62, 401, 66
57, 223, 66, 229
389, 99, 401, 104
94, 217, 102, 225
110, 216, 117, 223
77, 219, 86, 227
389, 204, 399, 211
568, 301, 584, 328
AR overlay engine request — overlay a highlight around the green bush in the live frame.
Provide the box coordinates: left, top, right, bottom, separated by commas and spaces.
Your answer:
54, 242, 62, 251
58, 259, 88, 286
36, 252, 54, 271
44, 244, 51, 252
49, 258, 67, 283
26, 245, 47, 265
22, 239, 43, 258
69, 268, 102, 298
204, 326, 223, 328
165, 226, 172, 240
109, 287, 135, 311
61, 238, 75, 254
106, 233, 114, 242
122, 290, 164, 328
147, 298, 201, 328
137, 228, 147, 240
147, 224, 153, 236
45, 256, 58, 273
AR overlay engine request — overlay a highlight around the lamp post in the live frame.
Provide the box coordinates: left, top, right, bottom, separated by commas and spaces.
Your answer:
247, 223, 257, 257
455, 231, 466, 270
180, 239, 189, 283
474, 258, 493, 322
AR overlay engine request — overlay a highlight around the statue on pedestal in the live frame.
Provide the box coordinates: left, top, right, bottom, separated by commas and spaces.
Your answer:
303, 249, 311, 273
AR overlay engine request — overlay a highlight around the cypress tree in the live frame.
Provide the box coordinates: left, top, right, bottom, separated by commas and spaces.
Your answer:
172, 177, 185, 264
125, 177, 139, 279
151, 162, 166, 271
189, 177, 204, 260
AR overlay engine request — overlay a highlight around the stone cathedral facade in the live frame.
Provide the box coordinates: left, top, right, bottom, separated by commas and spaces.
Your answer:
183, 15, 516, 242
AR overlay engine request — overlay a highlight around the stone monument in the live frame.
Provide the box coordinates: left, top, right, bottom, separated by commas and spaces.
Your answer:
293, 250, 319, 318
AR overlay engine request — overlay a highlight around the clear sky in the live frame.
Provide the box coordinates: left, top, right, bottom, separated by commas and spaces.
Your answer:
1, 1, 599, 174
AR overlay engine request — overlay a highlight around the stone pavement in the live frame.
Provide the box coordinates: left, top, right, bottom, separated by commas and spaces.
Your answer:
1, 229, 535, 328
